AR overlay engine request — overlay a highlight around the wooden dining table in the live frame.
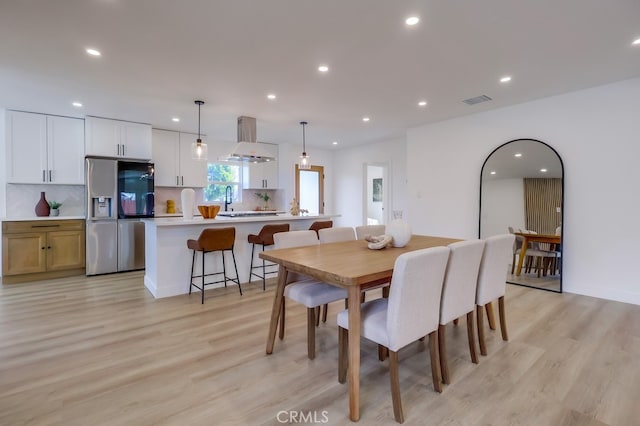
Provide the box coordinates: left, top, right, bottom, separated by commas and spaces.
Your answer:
261, 234, 460, 422
513, 232, 561, 276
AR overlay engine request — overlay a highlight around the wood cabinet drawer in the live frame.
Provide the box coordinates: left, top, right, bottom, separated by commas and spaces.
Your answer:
3, 220, 85, 234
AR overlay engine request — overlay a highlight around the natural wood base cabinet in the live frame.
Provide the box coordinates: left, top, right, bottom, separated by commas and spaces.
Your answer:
2, 220, 85, 283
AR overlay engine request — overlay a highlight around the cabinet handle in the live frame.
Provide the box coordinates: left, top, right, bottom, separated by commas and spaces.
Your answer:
49, 170, 52, 182
117, 144, 120, 156
176, 176, 179, 186
47, 246, 51, 249
122, 144, 125, 156
32, 224, 60, 228
181, 176, 184, 185
42, 170, 46, 182
41, 247, 45, 250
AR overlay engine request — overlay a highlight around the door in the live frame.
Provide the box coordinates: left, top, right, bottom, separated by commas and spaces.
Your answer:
6, 110, 47, 184
295, 165, 324, 214
118, 219, 145, 272
47, 115, 85, 184
364, 164, 388, 225
47, 230, 85, 271
179, 132, 207, 187
121, 121, 152, 160
2, 232, 47, 275
152, 129, 180, 186
85, 116, 120, 157
86, 220, 118, 275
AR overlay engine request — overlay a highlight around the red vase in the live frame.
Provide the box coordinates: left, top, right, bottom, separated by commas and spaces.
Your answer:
35, 191, 50, 217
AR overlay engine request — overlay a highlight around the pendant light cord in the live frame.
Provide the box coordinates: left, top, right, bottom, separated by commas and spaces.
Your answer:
195, 100, 204, 143
300, 121, 308, 155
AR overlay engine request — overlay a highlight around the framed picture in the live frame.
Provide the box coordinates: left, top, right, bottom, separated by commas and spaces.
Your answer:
372, 178, 382, 202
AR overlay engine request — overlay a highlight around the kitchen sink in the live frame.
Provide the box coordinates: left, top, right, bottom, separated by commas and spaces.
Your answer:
216, 211, 285, 218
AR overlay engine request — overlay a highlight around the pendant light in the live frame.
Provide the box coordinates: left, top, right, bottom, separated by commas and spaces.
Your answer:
191, 100, 208, 161
299, 121, 311, 170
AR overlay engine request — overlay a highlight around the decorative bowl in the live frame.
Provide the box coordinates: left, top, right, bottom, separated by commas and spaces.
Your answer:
197, 205, 209, 218
208, 205, 221, 219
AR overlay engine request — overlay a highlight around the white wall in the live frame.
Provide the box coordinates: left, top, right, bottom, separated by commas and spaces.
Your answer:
481, 178, 525, 237
333, 138, 407, 227
407, 77, 640, 305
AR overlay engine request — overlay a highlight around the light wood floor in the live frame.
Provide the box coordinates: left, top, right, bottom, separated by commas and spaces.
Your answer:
1, 273, 639, 425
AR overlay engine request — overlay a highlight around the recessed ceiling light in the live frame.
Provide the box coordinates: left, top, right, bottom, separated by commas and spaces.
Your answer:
514, 153, 522, 158
362, 117, 370, 122
418, 100, 427, 107
332, 141, 338, 145
490, 171, 496, 175
405, 16, 420, 26
500, 76, 512, 83
86, 48, 101, 56
540, 168, 548, 173
172, 117, 180, 122
72, 101, 83, 107
318, 65, 329, 73
267, 93, 276, 100
632, 38, 640, 45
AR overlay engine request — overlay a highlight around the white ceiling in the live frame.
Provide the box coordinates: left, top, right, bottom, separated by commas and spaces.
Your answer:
1, 0, 639, 149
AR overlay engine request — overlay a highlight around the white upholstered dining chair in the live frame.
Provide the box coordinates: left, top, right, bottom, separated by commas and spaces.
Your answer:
476, 234, 515, 356
318, 226, 356, 243
438, 239, 485, 384
355, 224, 386, 240
274, 230, 348, 359
337, 246, 450, 423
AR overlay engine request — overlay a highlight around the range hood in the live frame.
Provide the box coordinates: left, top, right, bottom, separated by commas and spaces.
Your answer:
221, 116, 276, 162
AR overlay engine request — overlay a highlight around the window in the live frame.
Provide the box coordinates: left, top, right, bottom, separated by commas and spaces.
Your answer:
204, 163, 242, 202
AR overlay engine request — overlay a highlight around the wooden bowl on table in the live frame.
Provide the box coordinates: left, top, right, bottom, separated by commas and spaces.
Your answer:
197, 205, 209, 218
208, 205, 220, 219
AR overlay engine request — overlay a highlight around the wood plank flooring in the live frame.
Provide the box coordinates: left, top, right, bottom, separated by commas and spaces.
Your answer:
1, 273, 639, 425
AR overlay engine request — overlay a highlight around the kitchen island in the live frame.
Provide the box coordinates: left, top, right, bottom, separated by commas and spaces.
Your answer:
142, 213, 337, 298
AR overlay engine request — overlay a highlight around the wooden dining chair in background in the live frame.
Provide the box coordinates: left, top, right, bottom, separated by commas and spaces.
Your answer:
438, 239, 485, 384
337, 246, 450, 423
476, 234, 515, 356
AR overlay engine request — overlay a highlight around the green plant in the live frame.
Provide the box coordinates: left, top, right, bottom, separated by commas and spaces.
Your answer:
255, 192, 270, 203
48, 201, 62, 209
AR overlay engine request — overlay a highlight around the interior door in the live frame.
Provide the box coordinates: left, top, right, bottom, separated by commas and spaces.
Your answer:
295, 165, 324, 214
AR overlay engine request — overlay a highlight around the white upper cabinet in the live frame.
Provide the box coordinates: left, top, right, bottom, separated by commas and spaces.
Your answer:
152, 129, 207, 188
85, 116, 151, 160
6, 111, 84, 184
242, 143, 278, 189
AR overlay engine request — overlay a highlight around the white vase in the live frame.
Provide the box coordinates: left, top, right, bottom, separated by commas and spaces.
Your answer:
181, 188, 195, 220
388, 210, 411, 247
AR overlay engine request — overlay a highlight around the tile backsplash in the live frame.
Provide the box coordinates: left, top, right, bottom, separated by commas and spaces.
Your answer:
154, 187, 285, 215
5, 184, 85, 217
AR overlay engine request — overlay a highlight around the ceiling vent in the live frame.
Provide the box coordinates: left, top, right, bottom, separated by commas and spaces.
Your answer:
462, 95, 492, 106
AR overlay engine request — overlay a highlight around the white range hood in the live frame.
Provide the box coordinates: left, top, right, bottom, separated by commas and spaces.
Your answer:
221, 116, 276, 162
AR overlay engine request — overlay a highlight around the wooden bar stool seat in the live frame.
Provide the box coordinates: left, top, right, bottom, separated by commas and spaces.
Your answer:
188, 227, 241, 304
248, 224, 290, 290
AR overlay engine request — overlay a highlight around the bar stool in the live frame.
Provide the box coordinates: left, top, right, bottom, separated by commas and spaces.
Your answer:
248, 224, 290, 290
188, 227, 242, 304
308, 220, 332, 236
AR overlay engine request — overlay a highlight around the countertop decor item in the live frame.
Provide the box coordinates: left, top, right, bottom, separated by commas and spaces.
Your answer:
166, 199, 176, 214
255, 192, 270, 210
48, 201, 62, 216
35, 191, 50, 217
289, 198, 300, 216
387, 210, 411, 247
181, 188, 195, 220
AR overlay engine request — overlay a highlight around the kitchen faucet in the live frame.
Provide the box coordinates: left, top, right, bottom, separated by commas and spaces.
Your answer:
224, 185, 232, 211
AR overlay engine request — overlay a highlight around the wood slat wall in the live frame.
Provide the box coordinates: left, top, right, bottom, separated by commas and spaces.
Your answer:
524, 178, 562, 235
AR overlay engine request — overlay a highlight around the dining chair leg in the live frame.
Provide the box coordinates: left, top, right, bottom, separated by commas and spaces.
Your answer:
382, 286, 390, 298
477, 306, 487, 356
315, 306, 321, 327
486, 302, 496, 330
322, 304, 328, 323
389, 350, 404, 423
453, 318, 459, 326
466, 310, 478, 364
378, 344, 388, 361
498, 296, 509, 341
428, 330, 442, 393
278, 298, 285, 340
307, 307, 316, 359
438, 324, 449, 385
338, 327, 348, 383
511, 253, 516, 274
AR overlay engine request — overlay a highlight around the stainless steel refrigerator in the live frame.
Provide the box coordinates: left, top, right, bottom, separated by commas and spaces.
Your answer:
86, 158, 154, 275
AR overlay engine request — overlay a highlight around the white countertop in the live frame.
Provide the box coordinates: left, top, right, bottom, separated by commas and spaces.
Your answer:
1, 216, 85, 222
143, 213, 337, 227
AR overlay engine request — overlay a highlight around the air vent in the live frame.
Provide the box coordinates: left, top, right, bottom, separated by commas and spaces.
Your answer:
462, 95, 492, 106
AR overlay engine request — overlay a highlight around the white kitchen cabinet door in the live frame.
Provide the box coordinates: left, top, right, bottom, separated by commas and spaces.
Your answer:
262, 160, 278, 189
6, 111, 48, 184
242, 143, 278, 189
152, 129, 180, 186
85, 116, 152, 160
179, 132, 207, 187
121, 121, 152, 160
85, 116, 120, 157
47, 115, 85, 184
